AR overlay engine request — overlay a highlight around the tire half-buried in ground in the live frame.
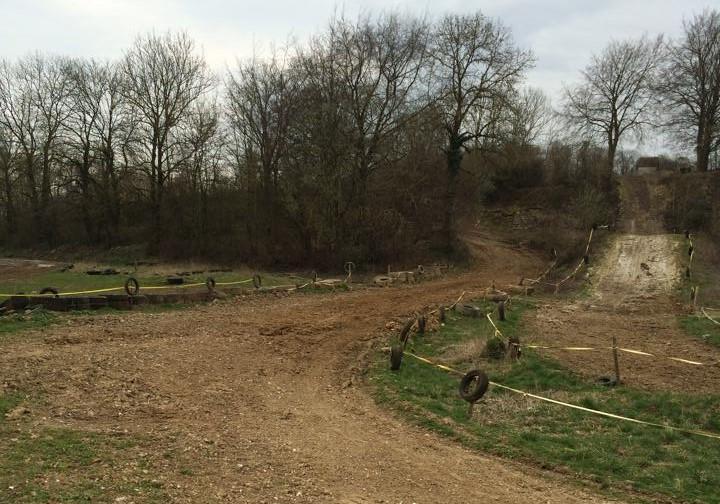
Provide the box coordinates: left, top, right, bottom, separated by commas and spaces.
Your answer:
125, 277, 140, 296
40, 287, 59, 297
458, 369, 489, 403
390, 344, 404, 371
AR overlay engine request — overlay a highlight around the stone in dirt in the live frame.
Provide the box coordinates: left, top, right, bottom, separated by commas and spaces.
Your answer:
5, 405, 30, 420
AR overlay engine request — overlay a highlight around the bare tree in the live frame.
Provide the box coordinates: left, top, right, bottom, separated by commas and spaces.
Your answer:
660, 9, 720, 172
227, 52, 300, 251
326, 14, 429, 201
564, 35, 663, 173
120, 32, 215, 235
431, 12, 533, 250
509, 87, 552, 146
0, 126, 17, 235
63, 58, 105, 241
94, 62, 134, 244
0, 55, 71, 243
179, 98, 225, 247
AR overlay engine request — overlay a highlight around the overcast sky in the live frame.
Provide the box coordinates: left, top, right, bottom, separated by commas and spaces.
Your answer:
1, 0, 714, 153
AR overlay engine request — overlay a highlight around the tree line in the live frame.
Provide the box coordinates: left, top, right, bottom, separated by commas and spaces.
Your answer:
0, 9, 718, 266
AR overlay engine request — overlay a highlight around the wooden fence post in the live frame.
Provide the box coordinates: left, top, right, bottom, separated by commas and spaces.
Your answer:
612, 335, 621, 385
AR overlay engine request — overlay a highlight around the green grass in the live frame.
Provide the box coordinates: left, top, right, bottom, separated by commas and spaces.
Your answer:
676, 233, 720, 347
0, 308, 57, 335
371, 301, 720, 503
0, 393, 166, 503
680, 314, 720, 347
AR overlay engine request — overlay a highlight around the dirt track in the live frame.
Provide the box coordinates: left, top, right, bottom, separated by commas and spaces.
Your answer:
529, 176, 720, 392
0, 234, 620, 504
2, 174, 707, 503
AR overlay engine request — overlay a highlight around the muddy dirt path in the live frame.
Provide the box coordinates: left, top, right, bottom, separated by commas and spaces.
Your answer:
530, 176, 720, 392
0, 234, 616, 504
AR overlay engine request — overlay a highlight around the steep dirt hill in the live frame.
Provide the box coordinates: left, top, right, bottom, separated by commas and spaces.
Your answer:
529, 174, 720, 392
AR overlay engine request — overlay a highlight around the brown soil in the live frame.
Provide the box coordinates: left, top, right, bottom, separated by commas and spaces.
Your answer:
0, 232, 617, 504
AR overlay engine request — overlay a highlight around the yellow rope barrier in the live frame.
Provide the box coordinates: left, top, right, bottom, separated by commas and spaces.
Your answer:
0, 277, 256, 298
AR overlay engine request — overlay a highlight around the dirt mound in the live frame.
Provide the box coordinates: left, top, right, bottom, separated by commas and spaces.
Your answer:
593, 234, 680, 304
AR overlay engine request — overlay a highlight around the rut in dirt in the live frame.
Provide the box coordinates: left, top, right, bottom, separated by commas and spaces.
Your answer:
530, 174, 720, 392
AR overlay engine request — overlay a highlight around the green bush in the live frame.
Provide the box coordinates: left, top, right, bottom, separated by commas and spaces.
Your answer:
482, 336, 506, 359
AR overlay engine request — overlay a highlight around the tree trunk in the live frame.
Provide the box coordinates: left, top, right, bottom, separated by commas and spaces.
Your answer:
443, 136, 463, 253
607, 134, 617, 174
79, 147, 94, 243
696, 122, 710, 172
1, 166, 15, 237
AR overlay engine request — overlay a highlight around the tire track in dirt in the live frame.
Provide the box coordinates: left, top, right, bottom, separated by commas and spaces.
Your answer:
0, 235, 616, 504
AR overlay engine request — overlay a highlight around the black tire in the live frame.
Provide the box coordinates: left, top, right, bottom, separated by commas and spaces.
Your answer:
417, 265, 425, 275
390, 344, 403, 371
40, 287, 59, 298
458, 370, 490, 403
206, 277, 216, 291
685, 230, 690, 239
498, 300, 505, 322
124, 277, 140, 296
417, 315, 426, 334
597, 376, 617, 387
583, 254, 589, 265
311, 270, 318, 282
399, 319, 414, 344
253, 274, 262, 289
689, 246, 694, 257
439, 306, 446, 323
166, 276, 184, 285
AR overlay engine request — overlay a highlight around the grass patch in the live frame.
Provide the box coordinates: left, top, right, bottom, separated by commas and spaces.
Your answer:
371, 301, 720, 503
680, 314, 720, 347
676, 233, 720, 348
0, 308, 57, 336
0, 392, 166, 503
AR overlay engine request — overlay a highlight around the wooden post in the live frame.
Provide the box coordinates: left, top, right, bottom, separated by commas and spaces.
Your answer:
612, 335, 621, 385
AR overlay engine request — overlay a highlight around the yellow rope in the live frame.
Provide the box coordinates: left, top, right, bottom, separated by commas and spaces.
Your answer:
403, 351, 720, 441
